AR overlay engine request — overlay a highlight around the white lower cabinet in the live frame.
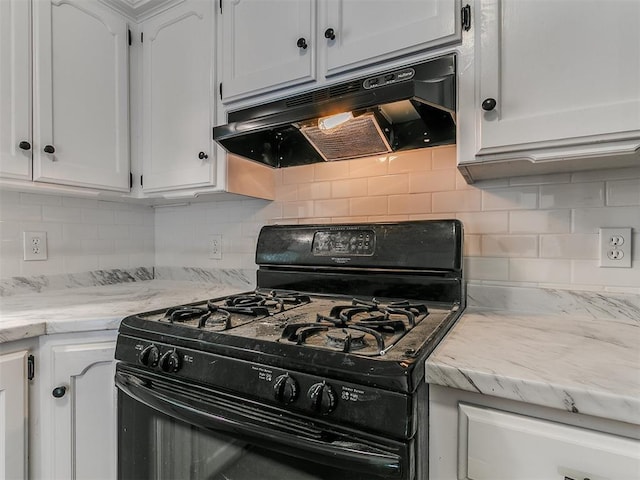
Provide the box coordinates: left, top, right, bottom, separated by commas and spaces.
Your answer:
429, 385, 640, 480
460, 404, 640, 480
0, 348, 29, 480
32, 331, 117, 480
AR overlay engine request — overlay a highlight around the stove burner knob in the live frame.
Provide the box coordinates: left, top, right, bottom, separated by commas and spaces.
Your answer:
139, 344, 160, 367
308, 381, 337, 415
159, 350, 181, 373
273, 374, 299, 405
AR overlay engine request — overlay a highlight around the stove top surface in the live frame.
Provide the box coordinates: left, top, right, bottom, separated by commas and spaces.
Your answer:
129, 289, 457, 361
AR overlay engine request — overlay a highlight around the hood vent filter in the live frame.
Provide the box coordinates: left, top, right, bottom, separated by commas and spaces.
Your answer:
299, 113, 391, 161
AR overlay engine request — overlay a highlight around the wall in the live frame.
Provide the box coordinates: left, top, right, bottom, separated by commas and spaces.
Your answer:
155, 145, 640, 293
0, 190, 154, 278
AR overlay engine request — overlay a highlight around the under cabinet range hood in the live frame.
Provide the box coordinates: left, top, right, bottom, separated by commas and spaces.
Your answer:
213, 54, 456, 168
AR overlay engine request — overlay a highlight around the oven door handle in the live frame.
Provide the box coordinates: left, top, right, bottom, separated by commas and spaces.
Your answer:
116, 369, 405, 478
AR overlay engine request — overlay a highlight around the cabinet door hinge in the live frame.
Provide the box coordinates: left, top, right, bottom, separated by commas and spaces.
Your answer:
129, 172, 133, 189
128, 29, 132, 46
219, 0, 222, 14
140, 175, 143, 187
461, 4, 471, 31
27, 355, 35, 380
141, 32, 144, 43
219, 82, 223, 99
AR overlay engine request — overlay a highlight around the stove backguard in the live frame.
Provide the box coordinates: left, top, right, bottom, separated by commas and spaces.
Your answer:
255, 220, 464, 306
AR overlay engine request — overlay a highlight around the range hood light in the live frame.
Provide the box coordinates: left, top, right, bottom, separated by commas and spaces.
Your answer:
317, 112, 354, 131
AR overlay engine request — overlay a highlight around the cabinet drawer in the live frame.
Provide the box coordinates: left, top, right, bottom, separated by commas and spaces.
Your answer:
459, 404, 640, 480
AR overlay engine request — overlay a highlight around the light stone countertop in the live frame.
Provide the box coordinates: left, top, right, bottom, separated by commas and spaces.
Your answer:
1, 272, 638, 427
0, 280, 252, 343
426, 307, 640, 426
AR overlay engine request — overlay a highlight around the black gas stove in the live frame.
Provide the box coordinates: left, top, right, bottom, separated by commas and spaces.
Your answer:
115, 220, 464, 480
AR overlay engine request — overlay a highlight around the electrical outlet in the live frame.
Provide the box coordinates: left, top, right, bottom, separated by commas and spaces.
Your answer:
599, 227, 632, 268
23, 231, 48, 261
209, 234, 222, 260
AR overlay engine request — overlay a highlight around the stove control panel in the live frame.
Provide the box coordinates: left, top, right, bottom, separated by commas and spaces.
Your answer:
117, 335, 412, 439
312, 229, 375, 256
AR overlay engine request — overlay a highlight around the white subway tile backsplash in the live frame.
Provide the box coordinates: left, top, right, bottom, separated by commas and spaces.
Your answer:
298, 181, 332, 200
388, 150, 432, 173
482, 186, 538, 211
572, 206, 640, 232
463, 234, 482, 256
42, 205, 82, 223
409, 169, 456, 193
540, 182, 604, 209
455, 212, 509, 234
510, 258, 571, 283
464, 257, 509, 281
540, 234, 598, 259
606, 179, 640, 206
431, 146, 457, 169
432, 190, 481, 212
1, 145, 637, 293
332, 178, 368, 198
350, 196, 388, 216
81, 208, 115, 225
349, 156, 388, 178
508, 173, 571, 186
388, 193, 432, 215
313, 161, 350, 181
481, 235, 538, 258
20, 192, 62, 205
368, 174, 410, 195
509, 210, 571, 234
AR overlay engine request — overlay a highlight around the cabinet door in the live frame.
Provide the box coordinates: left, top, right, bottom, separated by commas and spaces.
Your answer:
39, 337, 116, 480
475, 0, 640, 154
0, 0, 32, 180
33, 0, 129, 191
459, 404, 640, 480
324, 0, 460, 75
0, 350, 28, 480
220, 0, 315, 102
141, 0, 216, 192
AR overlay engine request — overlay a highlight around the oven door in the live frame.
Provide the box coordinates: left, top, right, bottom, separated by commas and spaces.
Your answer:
116, 364, 413, 480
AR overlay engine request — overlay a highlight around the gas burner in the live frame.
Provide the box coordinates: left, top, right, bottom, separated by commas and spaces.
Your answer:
222, 290, 311, 314
164, 306, 208, 323
328, 298, 429, 329
281, 319, 392, 355
326, 328, 367, 351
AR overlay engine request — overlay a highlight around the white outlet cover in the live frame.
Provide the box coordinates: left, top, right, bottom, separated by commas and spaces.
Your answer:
23, 231, 48, 261
209, 234, 222, 260
599, 227, 632, 268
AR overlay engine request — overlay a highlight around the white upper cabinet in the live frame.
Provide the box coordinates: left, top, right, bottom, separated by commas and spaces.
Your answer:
220, 0, 460, 103
323, 0, 459, 75
458, 0, 640, 180
140, 0, 216, 193
32, 0, 130, 191
0, 0, 32, 181
220, 0, 316, 102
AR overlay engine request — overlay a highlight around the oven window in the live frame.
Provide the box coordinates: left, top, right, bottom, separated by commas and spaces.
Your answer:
119, 391, 399, 480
